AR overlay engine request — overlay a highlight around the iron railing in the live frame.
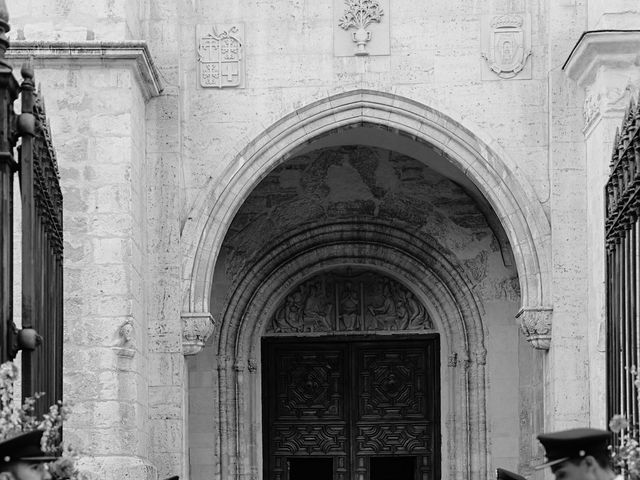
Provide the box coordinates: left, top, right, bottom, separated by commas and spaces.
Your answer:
605, 97, 640, 428
0, 1, 63, 411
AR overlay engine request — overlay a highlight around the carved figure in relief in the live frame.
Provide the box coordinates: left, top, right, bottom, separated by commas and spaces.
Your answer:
404, 291, 433, 329
302, 283, 333, 331
273, 288, 304, 332
339, 282, 360, 330
367, 282, 397, 329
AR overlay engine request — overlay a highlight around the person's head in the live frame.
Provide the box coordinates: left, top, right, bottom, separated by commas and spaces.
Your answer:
537, 428, 614, 480
0, 460, 52, 480
0, 431, 55, 480
549, 452, 612, 480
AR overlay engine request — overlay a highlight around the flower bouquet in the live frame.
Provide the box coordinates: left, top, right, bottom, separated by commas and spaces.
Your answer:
0, 362, 80, 480
609, 367, 640, 479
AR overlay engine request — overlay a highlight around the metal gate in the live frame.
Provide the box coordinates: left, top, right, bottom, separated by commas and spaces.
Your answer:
605, 98, 640, 427
0, 7, 63, 410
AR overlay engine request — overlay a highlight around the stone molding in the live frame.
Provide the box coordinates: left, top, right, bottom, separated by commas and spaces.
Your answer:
7, 41, 163, 100
516, 307, 553, 350
563, 30, 640, 87
181, 312, 215, 356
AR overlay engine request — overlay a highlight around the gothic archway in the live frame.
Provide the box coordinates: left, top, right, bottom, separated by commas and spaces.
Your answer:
181, 89, 552, 349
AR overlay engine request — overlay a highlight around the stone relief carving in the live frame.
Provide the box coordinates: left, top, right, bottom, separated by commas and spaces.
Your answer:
516, 307, 552, 350
447, 353, 458, 367
267, 269, 434, 334
197, 24, 244, 88
182, 312, 215, 355
338, 0, 384, 56
114, 318, 135, 358
481, 14, 532, 80
583, 93, 601, 128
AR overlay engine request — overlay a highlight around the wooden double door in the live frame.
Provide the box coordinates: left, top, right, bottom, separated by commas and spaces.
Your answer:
262, 336, 440, 480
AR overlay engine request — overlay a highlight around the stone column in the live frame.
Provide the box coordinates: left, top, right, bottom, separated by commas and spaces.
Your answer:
564, 30, 640, 427
7, 42, 161, 479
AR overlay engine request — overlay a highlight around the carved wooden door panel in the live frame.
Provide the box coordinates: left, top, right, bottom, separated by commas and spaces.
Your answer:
263, 336, 439, 480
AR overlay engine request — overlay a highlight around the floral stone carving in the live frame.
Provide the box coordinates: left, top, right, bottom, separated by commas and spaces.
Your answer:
182, 312, 215, 355
516, 307, 553, 350
266, 268, 434, 334
338, 0, 384, 56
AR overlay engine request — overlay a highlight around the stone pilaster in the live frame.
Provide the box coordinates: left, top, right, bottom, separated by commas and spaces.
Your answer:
6, 42, 161, 480
564, 29, 640, 428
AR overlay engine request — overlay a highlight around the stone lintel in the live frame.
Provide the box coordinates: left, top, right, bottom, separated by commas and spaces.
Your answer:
7, 40, 163, 100
516, 306, 553, 350
181, 312, 215, 356
563, 30, 640, 87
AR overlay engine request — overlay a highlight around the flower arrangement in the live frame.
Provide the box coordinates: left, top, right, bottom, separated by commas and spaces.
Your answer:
0, 361, 80, 480
609, 367, 640, 479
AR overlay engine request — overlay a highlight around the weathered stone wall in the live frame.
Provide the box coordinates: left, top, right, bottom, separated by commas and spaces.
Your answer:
9, 0, 144, 41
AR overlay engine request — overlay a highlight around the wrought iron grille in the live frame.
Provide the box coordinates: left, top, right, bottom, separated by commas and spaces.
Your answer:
605, 97, 640, 428
0, 4, 63, 412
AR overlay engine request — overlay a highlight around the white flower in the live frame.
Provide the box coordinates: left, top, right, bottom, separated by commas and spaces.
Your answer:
610, 414, 630, 433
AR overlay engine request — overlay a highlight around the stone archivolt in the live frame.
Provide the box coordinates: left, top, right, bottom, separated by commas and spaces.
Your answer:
210, 221, 489, 480
267, 269, 434, 334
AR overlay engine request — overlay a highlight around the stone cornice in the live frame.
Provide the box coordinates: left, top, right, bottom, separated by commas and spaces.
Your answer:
6, 41, 163, 100
563, 30, 640, 87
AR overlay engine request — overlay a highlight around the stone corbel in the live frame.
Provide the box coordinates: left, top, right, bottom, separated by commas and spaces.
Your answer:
181, 312, 215, 356
516, 307, 553, 350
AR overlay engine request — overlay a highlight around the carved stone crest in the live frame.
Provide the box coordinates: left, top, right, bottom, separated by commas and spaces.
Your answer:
266, 269, 434, 334
197, 24, 244, 88
481, 14, 532, 80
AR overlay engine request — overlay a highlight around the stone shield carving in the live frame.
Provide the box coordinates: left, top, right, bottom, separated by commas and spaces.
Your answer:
197, 24, 244, 88
481, 14, 532, 80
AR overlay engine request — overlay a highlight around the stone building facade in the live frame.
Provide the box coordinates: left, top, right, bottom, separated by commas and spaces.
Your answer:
4, 0, 640, 479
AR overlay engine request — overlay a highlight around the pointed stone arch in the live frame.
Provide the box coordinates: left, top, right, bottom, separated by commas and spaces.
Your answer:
181, 89, 551, 349
212, 221, 490, 480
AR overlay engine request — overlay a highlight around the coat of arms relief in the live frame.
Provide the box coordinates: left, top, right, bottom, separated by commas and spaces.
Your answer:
197, 24, 244, 88
481, 14, 532, 80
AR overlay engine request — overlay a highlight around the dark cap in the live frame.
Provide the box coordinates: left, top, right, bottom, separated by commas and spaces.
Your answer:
0, 430, 58, 464
497, 468, 526, 480
162, 477, 179, 480
535, 428, 612, 469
